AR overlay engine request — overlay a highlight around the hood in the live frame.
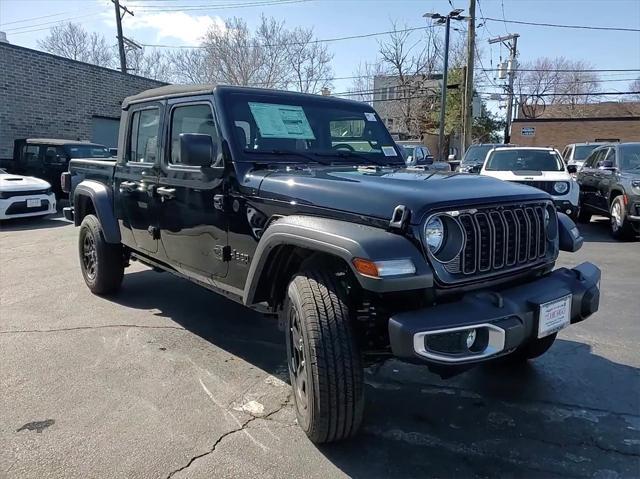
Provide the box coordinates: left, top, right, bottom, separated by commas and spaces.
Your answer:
255, 166, 549, 224
0, 174, 51, 191
481, 170, 571, 182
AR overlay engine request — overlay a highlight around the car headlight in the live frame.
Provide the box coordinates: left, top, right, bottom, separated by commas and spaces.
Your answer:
424, 216, 444, 253
632, 180, 640, 191
553, 182, 569, 194
44, 187, 52, 195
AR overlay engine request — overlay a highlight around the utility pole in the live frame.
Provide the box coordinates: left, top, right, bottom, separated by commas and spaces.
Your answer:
424, 9, 465, 160
462, 0, 476, 154
112, 0, 134, 74
489, 33, 519, 143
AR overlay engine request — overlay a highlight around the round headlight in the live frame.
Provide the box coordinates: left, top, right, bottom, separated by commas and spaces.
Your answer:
553, 182, 569, 194
424, 216, 444, 253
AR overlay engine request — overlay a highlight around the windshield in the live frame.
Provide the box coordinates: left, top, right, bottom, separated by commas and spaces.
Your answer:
65, 145, 111, 159
462, 145, 495, 165
401, 146, 415, 158
223, 93, 403, 165
619, 144, 640, 171
485, 149, 565, 172
574, 145, 600, 161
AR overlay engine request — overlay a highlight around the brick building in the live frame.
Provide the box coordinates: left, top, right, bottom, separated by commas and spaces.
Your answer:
0, 41, 165, 161
512, 102, 640, 149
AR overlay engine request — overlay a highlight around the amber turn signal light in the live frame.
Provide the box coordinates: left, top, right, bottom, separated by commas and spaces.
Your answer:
352, 258, 379, 278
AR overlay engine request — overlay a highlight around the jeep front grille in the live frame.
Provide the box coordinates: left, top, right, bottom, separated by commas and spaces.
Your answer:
442, 202, 552, 280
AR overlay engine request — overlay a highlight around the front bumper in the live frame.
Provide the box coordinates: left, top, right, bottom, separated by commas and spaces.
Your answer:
553, 199, 578, 217
389, 262, 600, 365
0, 194, 57, 220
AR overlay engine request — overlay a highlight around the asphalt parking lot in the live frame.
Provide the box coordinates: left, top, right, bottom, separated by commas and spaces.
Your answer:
1, 214, 639, 478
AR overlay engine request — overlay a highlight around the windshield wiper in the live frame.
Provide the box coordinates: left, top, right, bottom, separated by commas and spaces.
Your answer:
243, 148, 332, 165
313, 150, 390, 167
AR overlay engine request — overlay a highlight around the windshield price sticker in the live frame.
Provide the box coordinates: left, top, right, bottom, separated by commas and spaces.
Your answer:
248, 102, 315, 140
364, 112, 377, 122
382, 146, 397, 157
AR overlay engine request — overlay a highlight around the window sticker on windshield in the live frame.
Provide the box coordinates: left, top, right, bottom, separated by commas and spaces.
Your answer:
364, 112, 377, 122
382, 146, 397, 157
248, 102, 315, 140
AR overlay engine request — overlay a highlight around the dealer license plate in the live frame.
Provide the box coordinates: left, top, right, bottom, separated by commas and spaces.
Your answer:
538, 295, 572, 338
26, 199, 42, 208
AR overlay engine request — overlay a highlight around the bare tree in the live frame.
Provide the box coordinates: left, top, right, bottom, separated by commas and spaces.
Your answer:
629, 77, 640, 101
125, 47, 172, 81
286, 27, 333, 94
516, 57, 601, 114
38, 22, 116, 68
375, 22, 441, 136
170, 16, 334, 93
347, 61, 386, 104
169, 48, 214, 84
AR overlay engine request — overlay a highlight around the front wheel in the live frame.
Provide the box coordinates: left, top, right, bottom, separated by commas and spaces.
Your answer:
284, 269, 364, 443
609, 196, 635, 240
78, 214, 124, 294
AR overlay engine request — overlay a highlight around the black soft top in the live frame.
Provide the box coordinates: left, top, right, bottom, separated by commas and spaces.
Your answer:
22, 138, 101, 147
122, 84, 369, 109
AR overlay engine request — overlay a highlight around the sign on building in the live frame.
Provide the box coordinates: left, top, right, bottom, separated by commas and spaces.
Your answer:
521, 127, 535, 137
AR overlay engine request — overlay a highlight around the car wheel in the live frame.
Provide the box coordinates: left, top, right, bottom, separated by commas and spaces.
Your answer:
78, 214, 124, 294
504, 333, 557, 363
609, 196, 634, 240
283, 269, 364, 443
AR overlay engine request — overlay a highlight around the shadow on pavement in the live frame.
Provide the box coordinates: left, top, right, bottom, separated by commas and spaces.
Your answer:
111, 268, 640, 478
0, 213, 70, 232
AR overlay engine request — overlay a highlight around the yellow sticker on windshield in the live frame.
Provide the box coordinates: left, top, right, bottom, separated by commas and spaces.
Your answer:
248, 102, 316, 140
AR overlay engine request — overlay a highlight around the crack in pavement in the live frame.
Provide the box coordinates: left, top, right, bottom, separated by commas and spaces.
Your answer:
0, 324, 186, 335
165, 396, 293, 478
166, 416, 257, 479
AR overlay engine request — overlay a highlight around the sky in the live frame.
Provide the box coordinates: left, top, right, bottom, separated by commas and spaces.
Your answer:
1, 0, 639, 107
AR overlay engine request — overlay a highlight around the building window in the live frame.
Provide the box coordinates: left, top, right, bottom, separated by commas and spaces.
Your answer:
387, 118, 394, 128
380, 87, 388, 101
388, 86, 396, 100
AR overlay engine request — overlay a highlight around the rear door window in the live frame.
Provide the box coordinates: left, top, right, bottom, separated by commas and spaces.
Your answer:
128, 108, 160, 163
22, 145, 41, 167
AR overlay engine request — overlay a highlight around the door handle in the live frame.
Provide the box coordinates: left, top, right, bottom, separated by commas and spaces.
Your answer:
119, 181, 138, 193
156, 187, 176, 200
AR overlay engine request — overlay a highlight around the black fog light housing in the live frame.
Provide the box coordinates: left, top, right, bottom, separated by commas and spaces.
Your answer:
424, 327, 490, 355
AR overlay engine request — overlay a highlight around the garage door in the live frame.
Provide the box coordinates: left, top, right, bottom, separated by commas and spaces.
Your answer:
91, 116, 120, 148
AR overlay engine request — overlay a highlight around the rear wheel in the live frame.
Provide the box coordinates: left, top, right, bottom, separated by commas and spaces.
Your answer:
609, 195, 635, 240
283, 268, 364, 443
79, 214, 124, 294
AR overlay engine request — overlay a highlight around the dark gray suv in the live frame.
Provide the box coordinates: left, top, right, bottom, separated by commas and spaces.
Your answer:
577, 142, 640, 240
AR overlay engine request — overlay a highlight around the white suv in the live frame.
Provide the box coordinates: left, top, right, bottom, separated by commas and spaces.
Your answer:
480, 147, 579, 220
0, 169, 57, 220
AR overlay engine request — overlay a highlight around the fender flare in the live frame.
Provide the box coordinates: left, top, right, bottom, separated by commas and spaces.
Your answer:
73, 180, 121, 244
243, 215, 433, 305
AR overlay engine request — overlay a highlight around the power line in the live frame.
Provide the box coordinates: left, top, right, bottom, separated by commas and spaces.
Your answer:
483, 17, 640, 33
140, 25, 430, 49
0, 10, 81, 27
3, 11, 105, 32
135, 0, 310, 12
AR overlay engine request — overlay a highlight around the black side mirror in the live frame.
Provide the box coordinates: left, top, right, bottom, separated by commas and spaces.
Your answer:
567, 164, 578, 174
180, 133, 215, 167
598, 160, 615, 170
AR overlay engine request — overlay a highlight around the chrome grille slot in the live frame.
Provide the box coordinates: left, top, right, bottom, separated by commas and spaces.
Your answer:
435, 201, 552, 283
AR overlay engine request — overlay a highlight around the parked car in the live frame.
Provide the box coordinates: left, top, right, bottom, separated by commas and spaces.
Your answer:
397, 142, 450, 171
62, 85, 600, 444
576, 142, 640, 240
1, 139, 111, 196
480, 147, 580, 220
459, 143, 517, 173
561, 142, 605, 172
0, 168, 57, 220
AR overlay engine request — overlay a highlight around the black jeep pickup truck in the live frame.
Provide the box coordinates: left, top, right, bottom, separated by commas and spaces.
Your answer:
62, 85, 601, 444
